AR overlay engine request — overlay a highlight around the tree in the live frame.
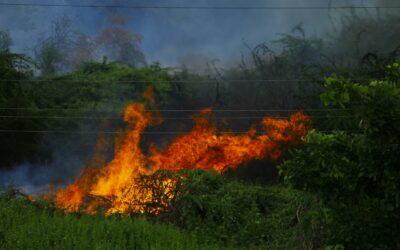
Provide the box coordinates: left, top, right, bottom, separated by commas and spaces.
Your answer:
0, 49, 42, 168
0, 30, 12, 52
95, 12, 146, 67
34, 41, 63, 76
34, 15, 74, 76
33, 15, 98, 75
68, 33, 96, 69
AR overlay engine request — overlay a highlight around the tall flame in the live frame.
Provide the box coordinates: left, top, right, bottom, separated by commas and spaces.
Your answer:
55, 94, 310, 214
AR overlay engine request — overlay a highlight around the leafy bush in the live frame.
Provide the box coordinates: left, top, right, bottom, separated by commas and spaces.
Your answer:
42, 61, 178, 109
279, 64, 400, 248
135, 170, 324, 248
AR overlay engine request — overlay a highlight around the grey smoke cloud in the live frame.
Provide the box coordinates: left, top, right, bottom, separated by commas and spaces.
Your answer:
0, 0, 382, 68
0, 164, 52, 194
0, 115, 110, 194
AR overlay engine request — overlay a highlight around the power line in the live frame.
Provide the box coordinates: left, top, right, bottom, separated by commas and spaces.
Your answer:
0, 129, 363, 134
0, 2, 397, 10
0, 79, 326, 84
0, 79, 375, 83
0, 129, 265, 135
0, 115, 356, 120
3, 114, 397, 121
0, 107, 351, 112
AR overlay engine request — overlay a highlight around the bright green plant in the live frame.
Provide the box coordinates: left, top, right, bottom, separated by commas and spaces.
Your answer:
279, 63, 400, 248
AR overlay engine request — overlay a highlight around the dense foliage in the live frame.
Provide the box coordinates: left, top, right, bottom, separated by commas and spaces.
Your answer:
279, 63, 400, 248
133, 170, 323, 248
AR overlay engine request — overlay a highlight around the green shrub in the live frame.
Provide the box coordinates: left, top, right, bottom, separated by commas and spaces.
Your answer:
280, 130, 400, 248
279, 64, 400, 248
139, 170, 324, 248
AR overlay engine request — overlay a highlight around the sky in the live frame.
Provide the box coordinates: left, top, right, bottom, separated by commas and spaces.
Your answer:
0, 0, 386, 68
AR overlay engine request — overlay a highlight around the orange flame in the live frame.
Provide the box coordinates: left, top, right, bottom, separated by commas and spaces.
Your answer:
55, 98, 310, 214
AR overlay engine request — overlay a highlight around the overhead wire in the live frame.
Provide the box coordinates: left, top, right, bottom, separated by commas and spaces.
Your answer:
0, 115, 358, 120
0, 129, 364, 134
0, 79, 377, 84
0, 107, 352, 111
0, 2, 397, 10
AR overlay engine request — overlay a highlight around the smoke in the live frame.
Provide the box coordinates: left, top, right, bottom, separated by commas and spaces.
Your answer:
0, 143, 90, 194
0, 0, 385, 68
0, 112, 115, 194
0, 164, 51, 194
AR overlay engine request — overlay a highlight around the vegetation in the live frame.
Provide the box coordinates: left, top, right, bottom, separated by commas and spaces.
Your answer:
280, 64, 400, 248
1, 7, 400, 250
133, 170, 323, 248
1, 173, 324, 249
0, 190, 221, 250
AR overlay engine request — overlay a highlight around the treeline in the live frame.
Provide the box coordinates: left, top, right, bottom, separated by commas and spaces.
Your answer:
0, 9, 400, 169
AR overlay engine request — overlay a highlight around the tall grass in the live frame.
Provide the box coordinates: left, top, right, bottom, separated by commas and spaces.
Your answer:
0, 193, 225, 250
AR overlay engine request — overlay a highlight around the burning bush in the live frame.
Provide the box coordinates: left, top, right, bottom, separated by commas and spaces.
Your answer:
55, 95, 310, 215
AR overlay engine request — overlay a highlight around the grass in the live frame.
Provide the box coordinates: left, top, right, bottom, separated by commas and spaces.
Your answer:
0, 180, 322, 249
0, 193, 226, 250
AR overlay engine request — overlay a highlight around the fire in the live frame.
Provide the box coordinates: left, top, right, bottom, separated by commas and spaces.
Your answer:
150, 110, 309, 173
55, 93, 310, 214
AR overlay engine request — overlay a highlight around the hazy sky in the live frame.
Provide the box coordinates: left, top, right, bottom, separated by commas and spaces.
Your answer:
0, 0, 383, 68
